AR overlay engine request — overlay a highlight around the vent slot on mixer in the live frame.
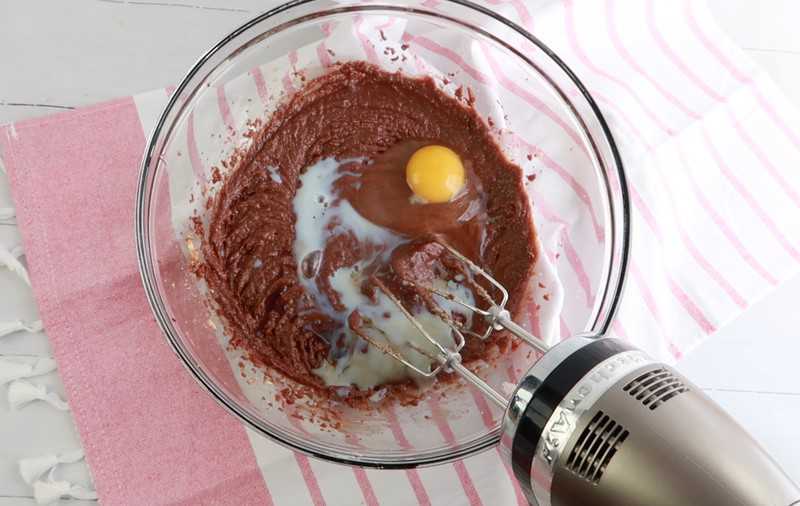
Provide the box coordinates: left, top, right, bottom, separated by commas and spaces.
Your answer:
565, 411, 629, 484
623, 368, 689, 410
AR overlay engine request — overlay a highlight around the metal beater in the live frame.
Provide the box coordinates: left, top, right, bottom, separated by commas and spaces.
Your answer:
361, 240, 800, 506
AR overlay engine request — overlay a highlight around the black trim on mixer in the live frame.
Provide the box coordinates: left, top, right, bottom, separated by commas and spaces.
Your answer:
511, 338, 633, 501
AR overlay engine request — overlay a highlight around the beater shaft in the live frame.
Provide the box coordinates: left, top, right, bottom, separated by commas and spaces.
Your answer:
448, 360, 508, 407
359, 240, 549, 408
485, 306, 549, 354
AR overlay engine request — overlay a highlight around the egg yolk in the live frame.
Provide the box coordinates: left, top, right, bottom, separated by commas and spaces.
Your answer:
405, 145, 466, 204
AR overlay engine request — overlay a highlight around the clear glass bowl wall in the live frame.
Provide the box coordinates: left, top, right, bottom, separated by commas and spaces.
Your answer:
136, 0, 628, 468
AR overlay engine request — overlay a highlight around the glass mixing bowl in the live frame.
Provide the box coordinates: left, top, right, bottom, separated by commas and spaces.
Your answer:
135, 0, 629, 468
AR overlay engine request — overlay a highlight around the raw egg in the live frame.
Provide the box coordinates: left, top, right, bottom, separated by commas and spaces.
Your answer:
405, 145, 465, 204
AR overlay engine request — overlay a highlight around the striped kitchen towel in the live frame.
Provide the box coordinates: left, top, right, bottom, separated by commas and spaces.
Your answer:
1, 1, 799, 504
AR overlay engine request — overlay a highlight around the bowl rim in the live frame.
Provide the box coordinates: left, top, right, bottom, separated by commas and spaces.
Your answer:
135, 0, 630, 469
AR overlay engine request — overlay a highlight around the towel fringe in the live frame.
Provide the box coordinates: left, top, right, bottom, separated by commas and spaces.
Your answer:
0, 319, 43, 338
0, 207, 15, 225
0, 243, 30, 285
8, 379, 69, 411
33, 477, 97, 504
0, 357, 57, 385
19, 449, 85, 485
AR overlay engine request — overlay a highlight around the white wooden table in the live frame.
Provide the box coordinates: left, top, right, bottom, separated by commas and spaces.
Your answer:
1, 1, 799, 504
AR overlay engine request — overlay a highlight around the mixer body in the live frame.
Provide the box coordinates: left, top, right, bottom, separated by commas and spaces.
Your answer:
501, 336, 800, 506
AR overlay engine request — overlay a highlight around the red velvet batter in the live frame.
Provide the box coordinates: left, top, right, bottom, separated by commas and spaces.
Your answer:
198, 62, 537, 406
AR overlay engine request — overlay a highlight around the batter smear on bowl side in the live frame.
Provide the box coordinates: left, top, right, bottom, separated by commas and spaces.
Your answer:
198, 61, 538, 407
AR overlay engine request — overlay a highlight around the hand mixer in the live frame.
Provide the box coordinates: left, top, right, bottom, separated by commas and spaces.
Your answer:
361, 240, 800, 506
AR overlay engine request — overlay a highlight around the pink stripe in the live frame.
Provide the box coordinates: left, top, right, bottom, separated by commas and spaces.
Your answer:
402, 33, 586, 153
532, 196, 595, 308
587, 88, 656, 151
216, 85, 236, 133
321, 21, 335, 36
668, 341, 684, 360
536, 15, 708, 342
667, 278, 716, 334
751, 87, 800, 151
317, 42, 333, 68
355, 16, 380, 64
428, 399, 483, 506
510, 0, 534, 32
285, 416, 336, 506
701, 128, 800, 262
352, 468, 379, 506
386, 408, 432, 506
629, 261, 681, 358
186, 113, 205, 181
281, 73, 296, 94
249, 67, 270, 105
580, 16, 776, 300
281, 72, 296, 95
165, 85, 176, 97
645, 1, 725, 103
563, 0, 674, 136
648, 0, 800, 214
633, 247, 716, 337
586, 84, 748, 310
727, 107, 800, 209
294, 454, 327, 506
559, 316, 571, 340
468, 391, 527, 506
282, 50, 298, 94
484, 0, 533, 32
606, 0, 700, 120
628, 173, 747, 314
410, 52, 429, 75
480, 44, 587, 153
651, 151, 747, 311
513, 134, 604, 243
377, 18, 396, 31
684, 0, 800, 150
676, 146, 779, 285
291, 415, 378, 506
452, 462, 482, 506
560, 229, 593, 307
524, 297, 543, 341
405, 470, 432, 506
629, 262, 663, 325
405, 33, 488, 84
483, 0, 538, 56
470, 390, 497, 430
677, 225, 747, 309
343, 433, 379, 506
611, 319, 629, 341
502, 451, 528, 506
684, 0, 751, 83
628, 185, 662, 242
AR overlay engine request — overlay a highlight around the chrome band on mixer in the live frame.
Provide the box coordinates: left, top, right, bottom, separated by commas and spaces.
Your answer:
502, 336, 596, 447
502, 337, 638, 504
529, 349, 653, 506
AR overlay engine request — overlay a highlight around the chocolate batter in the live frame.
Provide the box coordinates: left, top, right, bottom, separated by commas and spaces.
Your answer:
200, 62, 537, 405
